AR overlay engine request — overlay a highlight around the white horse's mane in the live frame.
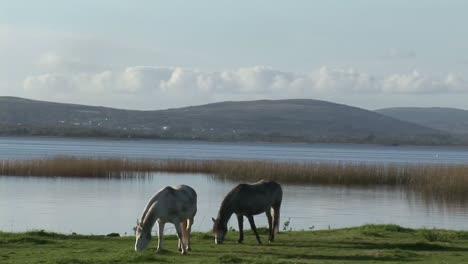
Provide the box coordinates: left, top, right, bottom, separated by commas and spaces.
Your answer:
138, 190, 165, 225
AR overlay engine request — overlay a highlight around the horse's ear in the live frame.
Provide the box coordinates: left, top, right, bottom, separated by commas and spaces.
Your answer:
212, 217, 216, 223
136, 218, 139, 225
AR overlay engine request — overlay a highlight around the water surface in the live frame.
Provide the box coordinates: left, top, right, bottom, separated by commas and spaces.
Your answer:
1, 173, 467, 235
1, 136, 468, 164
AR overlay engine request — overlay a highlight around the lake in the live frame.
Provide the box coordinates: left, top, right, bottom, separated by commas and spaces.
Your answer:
1, 173, 468, 235
0, 136, 468, 234
1, 136, 468, 163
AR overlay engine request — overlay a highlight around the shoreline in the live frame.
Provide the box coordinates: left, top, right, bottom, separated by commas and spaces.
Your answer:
2, 134, 468, 148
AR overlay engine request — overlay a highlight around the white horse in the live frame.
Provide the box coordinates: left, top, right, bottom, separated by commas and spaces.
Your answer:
134, 185, 197, 254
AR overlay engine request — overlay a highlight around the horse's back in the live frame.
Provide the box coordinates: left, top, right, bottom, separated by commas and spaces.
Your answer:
158, 185, 196, 199
246, 180, 282, 197
175, 185, 197, 199
154, 185, 197, 220
234, 180, 282, 209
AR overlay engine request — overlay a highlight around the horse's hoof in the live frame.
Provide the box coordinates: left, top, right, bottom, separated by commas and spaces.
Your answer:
187, 247, 192, 251
237, 240, 243, 244
181, 250, 188, 255
155, 249, 163, 254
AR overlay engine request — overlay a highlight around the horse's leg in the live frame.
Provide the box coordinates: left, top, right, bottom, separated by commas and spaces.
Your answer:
247, 215, 262, 244
155, 221, 165, 254
177, 222, 184, 251
179, 220, 188, 251
265, 209, 273, 242
187, 218, 194, 251
174, 221, 187, 255
236, 214, 244, 243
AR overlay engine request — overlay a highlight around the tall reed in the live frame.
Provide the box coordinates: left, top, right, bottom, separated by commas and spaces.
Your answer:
1, 156, 467, 203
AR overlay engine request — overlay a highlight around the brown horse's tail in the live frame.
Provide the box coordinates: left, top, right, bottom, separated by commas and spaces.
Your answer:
272, 185, 282, 234
272, 206, 281, 234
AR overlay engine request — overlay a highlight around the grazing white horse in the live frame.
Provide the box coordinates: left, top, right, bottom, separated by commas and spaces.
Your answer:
134, 185, 197, 254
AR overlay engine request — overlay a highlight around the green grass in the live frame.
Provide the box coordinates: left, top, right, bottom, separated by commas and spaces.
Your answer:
1, 225, 468, 263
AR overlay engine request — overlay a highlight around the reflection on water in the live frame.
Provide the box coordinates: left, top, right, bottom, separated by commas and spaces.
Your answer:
1, 173, 467, 235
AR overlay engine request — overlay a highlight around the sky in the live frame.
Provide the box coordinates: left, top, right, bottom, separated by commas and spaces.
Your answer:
1, 0, 468, 110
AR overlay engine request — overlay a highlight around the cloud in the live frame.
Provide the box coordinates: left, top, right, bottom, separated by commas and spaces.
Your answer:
382, 71, 468, 93
120, 67, 173, 93
311, 67, 378, 93
24, 74, 72, 94
22, 53, 468, 102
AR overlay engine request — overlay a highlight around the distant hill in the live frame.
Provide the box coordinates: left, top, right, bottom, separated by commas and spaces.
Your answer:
376, 107, 468, 135
0, 96, 457, 145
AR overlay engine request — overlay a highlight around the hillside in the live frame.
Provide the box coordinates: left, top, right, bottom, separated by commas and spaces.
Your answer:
0, 97, 456, 145
377, 107, 468, 135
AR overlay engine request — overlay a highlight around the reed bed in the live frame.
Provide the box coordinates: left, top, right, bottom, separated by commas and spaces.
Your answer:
1, 156, 468, 203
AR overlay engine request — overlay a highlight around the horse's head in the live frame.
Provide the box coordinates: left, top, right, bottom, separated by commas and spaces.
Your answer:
134, 219, 152, 252
212, 217, 227, 244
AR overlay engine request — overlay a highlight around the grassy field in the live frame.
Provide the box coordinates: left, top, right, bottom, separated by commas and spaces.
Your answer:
1, 225, 468, 264
1, 157, 468, 204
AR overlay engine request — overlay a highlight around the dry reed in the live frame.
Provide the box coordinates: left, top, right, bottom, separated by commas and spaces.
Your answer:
1, 156, 468, 203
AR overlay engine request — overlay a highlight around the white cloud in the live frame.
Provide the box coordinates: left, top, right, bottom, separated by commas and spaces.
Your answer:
21, 54, 468, 107
311, 67, 378, 93
382, 71, 437, 93
382, 71, 468, 93
24, 74, 71, 94
3, 24, 468, 109
445, 73, 468, 92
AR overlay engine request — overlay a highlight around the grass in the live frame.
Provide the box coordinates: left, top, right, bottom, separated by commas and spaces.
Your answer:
1, 156, 468, 204
1, 225, 468, 263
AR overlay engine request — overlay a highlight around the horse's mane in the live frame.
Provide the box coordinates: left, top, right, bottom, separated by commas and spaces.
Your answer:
139, 186, 174, 224
217, 184, 244, 218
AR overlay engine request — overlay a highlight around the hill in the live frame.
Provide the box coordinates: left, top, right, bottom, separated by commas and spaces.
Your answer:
0, 97, 456, 145
377, 107, 468, 135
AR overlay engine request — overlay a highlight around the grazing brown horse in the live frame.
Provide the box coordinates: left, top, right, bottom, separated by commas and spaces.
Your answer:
212, 180, 282, 244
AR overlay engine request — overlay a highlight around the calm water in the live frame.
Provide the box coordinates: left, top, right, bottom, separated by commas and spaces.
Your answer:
1, 136, 468, 163
0, 136, 467, 234
1, 173, 467, 235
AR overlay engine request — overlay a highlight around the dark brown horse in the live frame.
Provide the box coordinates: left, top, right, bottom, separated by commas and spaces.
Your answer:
212, 180, 282, 244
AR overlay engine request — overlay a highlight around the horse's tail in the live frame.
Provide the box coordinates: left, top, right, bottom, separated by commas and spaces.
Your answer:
271, 207, 279, 234
272, 185, 283, 234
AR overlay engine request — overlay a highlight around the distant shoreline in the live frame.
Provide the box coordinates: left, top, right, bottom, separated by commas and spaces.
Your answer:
1, 133, 467, 147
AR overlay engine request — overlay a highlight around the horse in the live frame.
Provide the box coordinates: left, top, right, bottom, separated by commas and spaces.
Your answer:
134, 185, 197, 254
212, 180, 282, 244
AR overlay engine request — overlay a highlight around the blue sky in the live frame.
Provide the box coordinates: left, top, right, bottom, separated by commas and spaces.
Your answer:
1, 0, 468, 110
